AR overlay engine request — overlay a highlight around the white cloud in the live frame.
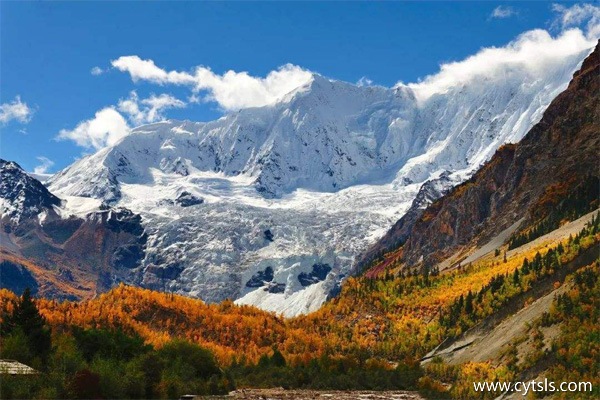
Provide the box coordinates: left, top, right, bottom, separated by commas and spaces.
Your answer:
188, 94, 201, 104
115, 93, 142, 123
193, 64, 313, 110
111, 56, 195, 85
91, 66, 104, 76
118, 91, 186, 125
356, 77, 373, 87
399, 4, 599, 101
403, 27, 597, 102
141, 93, 186, 122
552, 3, 600, 38
0, 96, 34, 125
33, 156, 55, 175
491, 6, 517, 19
57, 107, 130, 150
57, 92, 186, 150
111, 56, 313, 110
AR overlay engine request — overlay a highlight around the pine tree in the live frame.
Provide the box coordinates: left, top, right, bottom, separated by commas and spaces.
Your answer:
465, 291, 474, 316
2, 288, 52, 364
522, 258, 530, 275
270, 347, 286, 367
512, 268, 521, 286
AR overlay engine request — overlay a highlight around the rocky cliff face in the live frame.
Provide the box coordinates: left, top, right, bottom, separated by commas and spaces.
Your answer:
370, 41, 600, 270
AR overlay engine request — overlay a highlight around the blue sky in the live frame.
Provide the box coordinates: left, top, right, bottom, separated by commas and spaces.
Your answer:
1, 1, 598, 174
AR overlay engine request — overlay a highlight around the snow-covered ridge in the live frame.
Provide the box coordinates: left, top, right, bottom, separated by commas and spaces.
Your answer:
46, 47, 593, 316
50, 75, 420, 199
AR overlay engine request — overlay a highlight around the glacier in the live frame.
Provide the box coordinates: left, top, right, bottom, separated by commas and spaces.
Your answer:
47, 46, 592, 316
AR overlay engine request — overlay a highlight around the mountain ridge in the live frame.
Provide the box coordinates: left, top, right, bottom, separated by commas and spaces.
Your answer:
365, 40, 600, 275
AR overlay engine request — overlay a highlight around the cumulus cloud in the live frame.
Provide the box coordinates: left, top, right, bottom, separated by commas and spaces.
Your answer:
33, 156, 55, 175
142, 93, 186, 122
57, 107, 130, 150
193, 64, 313, 110
91, 66, 104, 76
0, 96, 34, 125
118, 91, 186, 125
57, 92, 186, 149
491, 6, 517, 19
552, 3, 600, 38
111, 56, 313, 110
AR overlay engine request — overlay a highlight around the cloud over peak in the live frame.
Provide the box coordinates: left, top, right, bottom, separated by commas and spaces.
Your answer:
57, 91, 187, 150
111, 56, 313, 110
57, 107, 130, 150
33, 156, 55, 175
404, 24, 597, 101
118, 91, 186, 125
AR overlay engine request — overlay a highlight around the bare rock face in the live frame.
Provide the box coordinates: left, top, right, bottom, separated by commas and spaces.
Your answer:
374, 41, 600, 270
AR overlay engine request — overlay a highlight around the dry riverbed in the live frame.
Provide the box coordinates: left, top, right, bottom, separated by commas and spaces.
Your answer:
197, 389, 424, 399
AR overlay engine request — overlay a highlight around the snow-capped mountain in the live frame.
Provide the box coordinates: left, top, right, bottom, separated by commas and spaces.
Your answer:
0, 160, 61, 223
49, 76, 419, 200
43, 47, 591, 316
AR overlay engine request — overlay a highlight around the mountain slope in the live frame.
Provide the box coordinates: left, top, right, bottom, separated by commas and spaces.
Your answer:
49, 48, 591, 203
48, 76, 419, 200
366, 40, 599, 274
